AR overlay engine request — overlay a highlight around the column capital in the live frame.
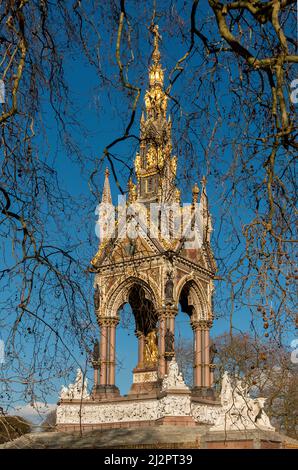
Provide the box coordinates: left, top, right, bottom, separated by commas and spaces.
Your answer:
157, 306, 178, 319
98, 316, 119, 327
191, 319, 212, 330
91, 360, 101, 368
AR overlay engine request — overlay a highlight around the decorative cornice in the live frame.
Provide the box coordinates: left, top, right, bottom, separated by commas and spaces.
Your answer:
93, 250, 215, 280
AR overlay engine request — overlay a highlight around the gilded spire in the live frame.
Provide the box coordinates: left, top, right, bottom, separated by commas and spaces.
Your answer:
101, 168, 112, 204
134, 24, 177, 204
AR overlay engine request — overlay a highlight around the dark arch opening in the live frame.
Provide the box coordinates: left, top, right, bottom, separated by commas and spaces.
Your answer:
128, 285, 158, 335
116, 282, 159, 395
179, 282, 195, 317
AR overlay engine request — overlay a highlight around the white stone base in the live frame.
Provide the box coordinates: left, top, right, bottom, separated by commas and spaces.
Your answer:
56, 394, 222, 427
56, 367, 275, 433
56, 397, 275, 432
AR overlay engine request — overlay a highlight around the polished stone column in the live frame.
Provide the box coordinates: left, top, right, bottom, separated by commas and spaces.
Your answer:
95, 317, 120, 399
169, 315, 175, 334
204, 326, 210, 387
108, 319, 118, 386
99, 323, 108, 385
192, 322, 202, 388
191, 319, 213, 393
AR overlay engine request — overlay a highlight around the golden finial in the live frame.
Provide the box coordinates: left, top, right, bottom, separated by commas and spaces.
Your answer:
192, 183, 200, 204
193, 183, 199, 193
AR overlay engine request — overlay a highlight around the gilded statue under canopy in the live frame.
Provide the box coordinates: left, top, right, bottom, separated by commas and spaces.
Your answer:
144, 330, 158, 366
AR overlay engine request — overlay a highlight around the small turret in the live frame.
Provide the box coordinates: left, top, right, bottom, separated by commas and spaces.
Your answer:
101, 168, 112, 205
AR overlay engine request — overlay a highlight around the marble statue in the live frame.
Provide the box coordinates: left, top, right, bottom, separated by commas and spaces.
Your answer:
210, 372, 275, 431
59, 368, 89, 400
162, 358, 189, 391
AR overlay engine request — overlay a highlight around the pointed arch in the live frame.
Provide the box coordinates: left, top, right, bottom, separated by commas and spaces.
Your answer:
176, 275, 210, 322
105, 275, 160, 318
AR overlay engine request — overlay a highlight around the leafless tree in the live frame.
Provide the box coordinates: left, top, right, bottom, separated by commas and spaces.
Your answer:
0, 0, 297, 434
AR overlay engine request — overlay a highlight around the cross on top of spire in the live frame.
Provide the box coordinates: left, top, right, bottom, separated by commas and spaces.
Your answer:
145, 24, 166, 117
150, 24, 161, 64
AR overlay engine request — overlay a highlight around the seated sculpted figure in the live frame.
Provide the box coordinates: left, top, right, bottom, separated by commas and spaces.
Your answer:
162, 358, 189, 391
